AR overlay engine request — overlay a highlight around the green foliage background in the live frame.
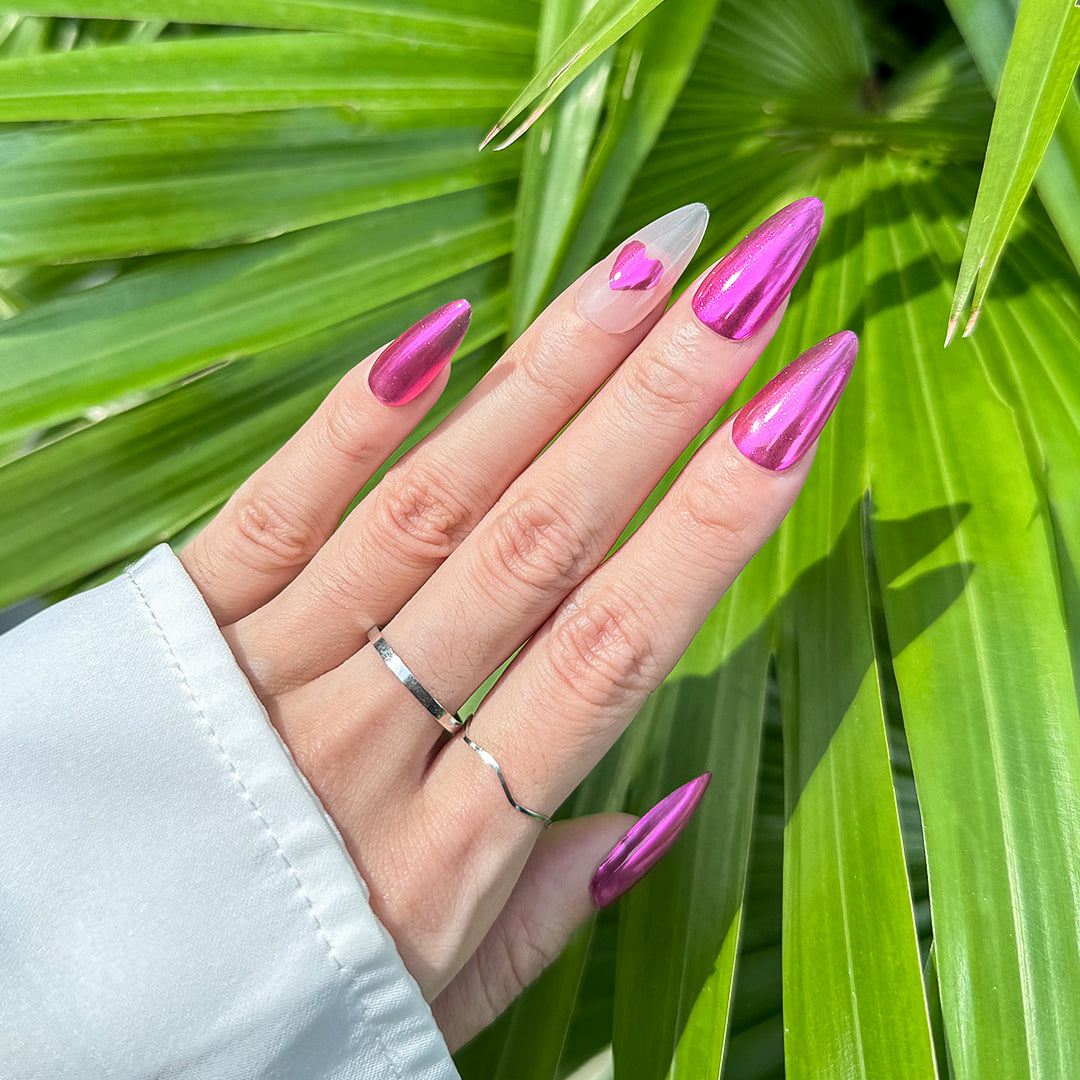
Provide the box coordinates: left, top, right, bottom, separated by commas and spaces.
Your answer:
1, 0, 1079, 1076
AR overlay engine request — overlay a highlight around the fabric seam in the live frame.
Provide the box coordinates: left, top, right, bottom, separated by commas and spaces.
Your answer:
124, 565, 408, 1079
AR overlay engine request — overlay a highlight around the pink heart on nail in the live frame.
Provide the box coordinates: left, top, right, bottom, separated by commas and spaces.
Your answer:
609, 241, 664, 291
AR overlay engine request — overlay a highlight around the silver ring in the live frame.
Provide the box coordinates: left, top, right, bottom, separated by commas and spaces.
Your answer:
367, 626, 464, 734
460, 718, 552, 826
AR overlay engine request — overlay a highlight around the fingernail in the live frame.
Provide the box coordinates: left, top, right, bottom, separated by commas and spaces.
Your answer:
589, 773, 711, 909
692, 197, 823, 340
368, 299, 471, 406
577, 203, 709, 333
732, 330, 857, 470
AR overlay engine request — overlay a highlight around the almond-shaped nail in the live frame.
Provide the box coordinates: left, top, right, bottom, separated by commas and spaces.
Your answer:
577, 203, 709, 333
368, 299, 471, 406
589, 773, 711, 909
692, 197, 823, 340
733, 330, 857, 470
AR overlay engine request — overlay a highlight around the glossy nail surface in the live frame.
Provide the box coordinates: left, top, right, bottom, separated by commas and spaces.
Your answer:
733, 330, 857, 470
577, 203, 709, 333
590, 773, 711, 909
369, 299, 471, 406
692, 197, 823, 340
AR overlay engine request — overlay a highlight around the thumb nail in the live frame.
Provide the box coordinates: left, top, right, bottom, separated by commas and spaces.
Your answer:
589, 772, 711, 909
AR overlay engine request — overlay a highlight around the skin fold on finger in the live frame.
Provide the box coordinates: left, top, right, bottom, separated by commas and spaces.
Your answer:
179, 332, 455, 627
430, 814, 633, 1050
427, 424, 817, 821
228, 261, 675, 696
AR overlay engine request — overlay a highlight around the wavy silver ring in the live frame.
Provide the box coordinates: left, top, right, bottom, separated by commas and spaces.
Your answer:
460, 718, 552, 826
367, 626, 464, 734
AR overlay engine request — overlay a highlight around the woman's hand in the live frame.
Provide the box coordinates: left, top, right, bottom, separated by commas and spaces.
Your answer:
178, 198, 855, 1049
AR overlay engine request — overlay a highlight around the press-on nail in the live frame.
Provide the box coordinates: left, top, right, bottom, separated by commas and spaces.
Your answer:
589, 773, 711, 909
577, 203, 709, 333
368, 299, 471, 406
732, 330, 857, 470
692, 197, 823, 340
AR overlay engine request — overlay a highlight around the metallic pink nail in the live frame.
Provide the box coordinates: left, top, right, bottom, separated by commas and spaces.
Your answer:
368, 299, 471, 406
589, 773, 711, 909
691, 197, 823, 340
732, 330, 857, 470
577, 203, 709, 333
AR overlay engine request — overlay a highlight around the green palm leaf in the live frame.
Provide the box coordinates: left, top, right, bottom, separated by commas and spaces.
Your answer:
0, 186, 514, 452
553, 0, 722, 295
946, 0, 1080, 338
7, 1, 537, 48
479, 0, 668, 150
0, 32, 527, 121
946, 0, 1080, 277
509, 0, 613, 337
0, 117, 520, 263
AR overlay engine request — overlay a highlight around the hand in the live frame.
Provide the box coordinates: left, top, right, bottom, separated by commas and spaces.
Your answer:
178, 198, 855, 1049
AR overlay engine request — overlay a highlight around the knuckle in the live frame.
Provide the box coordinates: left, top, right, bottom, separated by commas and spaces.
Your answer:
666, 318, 711, 363
518, 317, 586, 413
373, 462, 473, 564
316, 382, 377, 469
547, 588, 660, 706
482, 493, 593, 596
229, 488, 317, 572
619, 347, 703, 428
675, 455, 758, 560
496, 908, 558, 996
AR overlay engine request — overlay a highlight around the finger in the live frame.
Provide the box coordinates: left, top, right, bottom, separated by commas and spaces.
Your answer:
180, 300, 470, 625
431, 332, 857, 820
429, 814, 632, 1049
327, 198, 822, 750
230, 204, 710, 690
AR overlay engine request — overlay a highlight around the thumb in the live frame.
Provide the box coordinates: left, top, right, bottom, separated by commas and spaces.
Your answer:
430, 814, 630, 1051
430, 774, 710, 1051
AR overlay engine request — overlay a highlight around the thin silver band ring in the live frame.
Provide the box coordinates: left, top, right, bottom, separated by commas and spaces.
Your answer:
461, 719, 552, 826
367, 626, 464, 734
366, 627, 549, 823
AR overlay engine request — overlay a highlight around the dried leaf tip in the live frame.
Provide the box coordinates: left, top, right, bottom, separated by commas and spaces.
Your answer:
478, 123, 502, 152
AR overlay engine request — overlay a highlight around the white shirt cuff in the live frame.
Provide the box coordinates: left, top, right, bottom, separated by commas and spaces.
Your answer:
0, 544, 459, 1080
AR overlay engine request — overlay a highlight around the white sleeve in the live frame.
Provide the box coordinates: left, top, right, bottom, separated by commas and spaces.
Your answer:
0, 545, 459, 1080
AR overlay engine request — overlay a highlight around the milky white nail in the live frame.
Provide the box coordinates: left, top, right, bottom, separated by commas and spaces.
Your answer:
576, 203, 709, 333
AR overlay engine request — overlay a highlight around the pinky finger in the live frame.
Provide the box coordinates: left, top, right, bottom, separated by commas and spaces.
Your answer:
180, 300, 471, 625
